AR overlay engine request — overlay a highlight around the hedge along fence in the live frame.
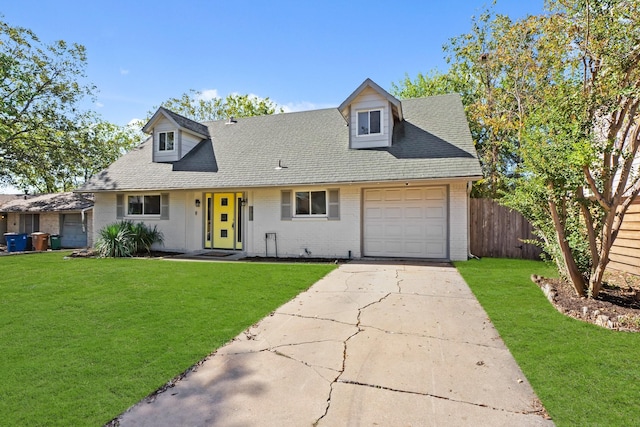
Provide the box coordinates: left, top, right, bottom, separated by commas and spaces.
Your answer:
469, 198, 542, 261
609, 199, 640, 276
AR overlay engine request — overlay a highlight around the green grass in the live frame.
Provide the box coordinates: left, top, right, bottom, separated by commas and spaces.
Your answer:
0, 252, 336, 426
455, 258, 640, 427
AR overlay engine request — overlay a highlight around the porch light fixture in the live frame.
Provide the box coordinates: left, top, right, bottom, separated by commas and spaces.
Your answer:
240, 198, 248, 206
195, 199, 201, 207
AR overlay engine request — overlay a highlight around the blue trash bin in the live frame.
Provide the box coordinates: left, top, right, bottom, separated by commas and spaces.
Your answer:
4, 233, 28, 252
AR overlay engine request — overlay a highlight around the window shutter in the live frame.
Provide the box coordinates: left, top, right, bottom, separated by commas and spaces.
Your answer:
160, 193, 170, 220
281, 190, 292, 220
116, 194, 124, 219
328, 189, 340, 220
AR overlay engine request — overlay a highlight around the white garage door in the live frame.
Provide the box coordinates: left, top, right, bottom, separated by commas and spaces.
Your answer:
364, 187, 448, 258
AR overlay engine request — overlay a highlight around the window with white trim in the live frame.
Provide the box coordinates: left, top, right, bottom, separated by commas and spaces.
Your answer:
357, 109, 381, 136
127, 195, 161, 215
281, 189, 339, 220
158, 131, 175, 151
295, 190, 327, 216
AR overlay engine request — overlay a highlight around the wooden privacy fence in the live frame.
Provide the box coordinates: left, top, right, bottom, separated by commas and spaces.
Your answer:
609, 200, 640, 276
469, 198, 542, 260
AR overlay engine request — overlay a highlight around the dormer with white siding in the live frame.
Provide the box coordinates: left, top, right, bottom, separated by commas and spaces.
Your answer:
142, 107, 209, 163
338, 78, 403, 149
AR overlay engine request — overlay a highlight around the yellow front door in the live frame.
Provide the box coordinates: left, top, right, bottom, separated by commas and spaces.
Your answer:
205, 192, 243, 250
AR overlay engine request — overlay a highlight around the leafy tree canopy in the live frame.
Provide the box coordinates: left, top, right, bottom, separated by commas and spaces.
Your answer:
0, 18, 139, 193
395, 0, 640, 298
149, 90, 283, 123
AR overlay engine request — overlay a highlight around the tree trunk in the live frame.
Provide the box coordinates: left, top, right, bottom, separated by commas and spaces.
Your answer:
548, 196, 586, 297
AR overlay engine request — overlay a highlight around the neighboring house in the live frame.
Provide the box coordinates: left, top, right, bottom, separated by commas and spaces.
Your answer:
0, 194, 22, 245
78, 79, 482, 260
0, 192, 94, 248
609, 198, 640, 276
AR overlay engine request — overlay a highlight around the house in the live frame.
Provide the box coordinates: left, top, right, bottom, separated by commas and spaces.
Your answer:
0, 192, 94, 248
609, 198, 640, 276
78, 79, 482, 260
0, 194, 22, 245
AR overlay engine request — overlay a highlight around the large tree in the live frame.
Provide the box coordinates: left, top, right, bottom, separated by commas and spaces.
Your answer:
510, 0, 640, 297
0, 19, 137, 193
393, 12, 544, 198
10, 117, 140, 192
150, 90, 283, 122
397, 1, 640, 298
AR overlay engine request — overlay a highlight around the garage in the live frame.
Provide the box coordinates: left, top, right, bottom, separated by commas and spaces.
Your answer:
363, 186, 448, 258
60, 213, 87, 248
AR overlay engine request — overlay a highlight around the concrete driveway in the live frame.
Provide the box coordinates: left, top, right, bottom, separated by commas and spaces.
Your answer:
118, 261, 553, 426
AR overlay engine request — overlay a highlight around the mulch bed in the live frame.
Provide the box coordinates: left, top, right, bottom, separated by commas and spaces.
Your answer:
532, 270, 640, 332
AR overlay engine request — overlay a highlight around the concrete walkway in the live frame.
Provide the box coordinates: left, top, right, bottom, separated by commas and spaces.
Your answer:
118, 261, 553, 426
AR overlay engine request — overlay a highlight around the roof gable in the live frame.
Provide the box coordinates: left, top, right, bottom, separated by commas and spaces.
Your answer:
338, 78, 403, 123
142, 107, 209, 139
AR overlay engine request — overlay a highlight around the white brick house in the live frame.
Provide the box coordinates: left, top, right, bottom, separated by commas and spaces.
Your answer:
78, 79, 482, 261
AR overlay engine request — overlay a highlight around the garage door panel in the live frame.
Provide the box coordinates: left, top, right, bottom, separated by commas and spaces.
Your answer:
384, 190, 402, 201
426, 207, 445, 218
365, 190, 382, 201
365, 207, 383, 219
383, 240, 404, 253
364, 239, 385, 255
404, 241, 425, 255
384, 207, 402, 219
404, 189, 423, 200
404, 225, 424, 237
425, 188, 445, 200
385, 225, 403, 238
404, 206, 423, 219
363, 187, 448, 259
426, 242, 446, 256
426, 224, 446, 238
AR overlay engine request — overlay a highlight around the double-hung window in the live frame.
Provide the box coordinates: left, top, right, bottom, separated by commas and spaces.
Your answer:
357, 109, 381, 136
282, 189, 339, 220
295, 191, 327, 216
127, 195, 161, 215
158, 131, 175, 151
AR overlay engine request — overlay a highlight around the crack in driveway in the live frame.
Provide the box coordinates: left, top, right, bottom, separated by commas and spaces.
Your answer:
335, 379, 545, 416
313, 289, 395, 425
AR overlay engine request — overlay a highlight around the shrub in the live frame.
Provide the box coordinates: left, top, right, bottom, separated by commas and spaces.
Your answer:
129, 222, 164, 255
95, 221, 164, 258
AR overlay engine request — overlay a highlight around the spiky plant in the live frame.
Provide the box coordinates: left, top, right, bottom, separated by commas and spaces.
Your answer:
95, 222, 134, 258
130, 222, 164, 255
95, 221, 165, 257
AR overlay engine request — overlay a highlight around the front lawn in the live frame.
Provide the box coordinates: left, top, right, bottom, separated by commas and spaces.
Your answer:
455, 258, 640, 427
0, 252, 335, 426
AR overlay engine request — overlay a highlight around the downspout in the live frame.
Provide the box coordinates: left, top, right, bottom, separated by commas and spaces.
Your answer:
467, 181, 479, 260
81, 207, 92, 233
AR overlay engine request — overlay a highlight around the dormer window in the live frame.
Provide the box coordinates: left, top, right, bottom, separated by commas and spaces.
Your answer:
159, 131, 175, 151
338, 78, 403, 149
357, 110, 381, 136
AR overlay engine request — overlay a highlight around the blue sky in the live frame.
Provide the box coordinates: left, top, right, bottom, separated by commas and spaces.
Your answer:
3, 0, 544, 128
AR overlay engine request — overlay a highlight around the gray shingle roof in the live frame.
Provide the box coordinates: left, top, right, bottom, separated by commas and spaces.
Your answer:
0, 192, 93, 212
143, 107, 209, 138
79, 94, 482, 192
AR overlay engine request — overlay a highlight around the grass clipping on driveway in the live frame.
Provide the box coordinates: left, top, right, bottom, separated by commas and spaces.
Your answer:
0, 252, 336, 426
455, 258, 640, 427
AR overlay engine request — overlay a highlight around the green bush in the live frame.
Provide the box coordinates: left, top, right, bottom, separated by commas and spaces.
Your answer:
95, 221, 164, 258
